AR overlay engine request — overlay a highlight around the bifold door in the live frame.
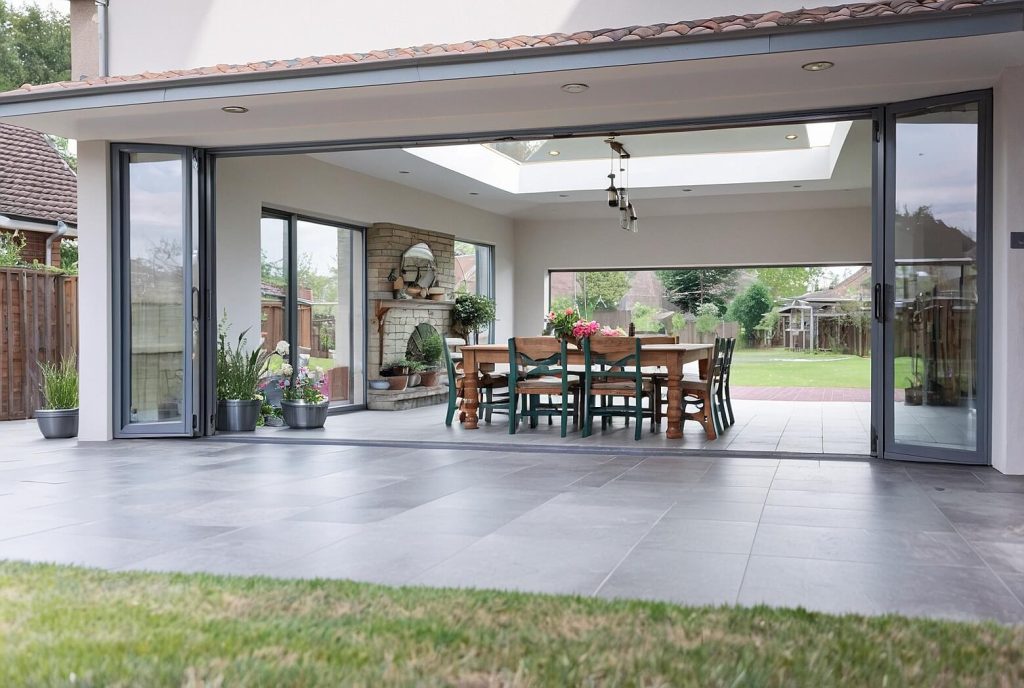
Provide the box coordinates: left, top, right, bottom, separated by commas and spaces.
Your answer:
113, 146, 202, 437
877, 92, 991, 464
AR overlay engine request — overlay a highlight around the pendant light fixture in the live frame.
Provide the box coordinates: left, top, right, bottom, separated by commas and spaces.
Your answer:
606, 173, 619, 207
605, 138, 637, 233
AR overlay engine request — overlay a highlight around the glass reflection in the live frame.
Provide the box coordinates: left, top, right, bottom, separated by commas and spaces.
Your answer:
127, 153, 185, 424
892, 103, 979, 451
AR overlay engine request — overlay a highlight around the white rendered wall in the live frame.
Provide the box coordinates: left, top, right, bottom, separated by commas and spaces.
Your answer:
991, 67, 1024, 475
76, 140, 113, 441
215, 154, 515, 348
105, 1, 811, 76
512, 206, 871, 337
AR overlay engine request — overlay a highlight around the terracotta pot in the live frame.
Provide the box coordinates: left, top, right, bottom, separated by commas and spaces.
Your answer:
387, 375, 409, 391
420, 370, 440, 387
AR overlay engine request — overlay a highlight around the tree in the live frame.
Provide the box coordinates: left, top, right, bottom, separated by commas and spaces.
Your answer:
728, 282, 773, 343
576, 271, 630, 317
755, 267, 824, 299
694, 302, 720, 337
0, 2, 70, 93
656, 268, 737, 315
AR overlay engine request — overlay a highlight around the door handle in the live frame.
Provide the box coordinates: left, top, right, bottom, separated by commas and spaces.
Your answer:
874, 283, 883, 322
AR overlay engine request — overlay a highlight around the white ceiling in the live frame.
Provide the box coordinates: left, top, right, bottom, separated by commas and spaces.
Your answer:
310, 119, 872, 220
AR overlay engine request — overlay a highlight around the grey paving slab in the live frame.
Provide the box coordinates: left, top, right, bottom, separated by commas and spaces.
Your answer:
1, 423, 1023, 623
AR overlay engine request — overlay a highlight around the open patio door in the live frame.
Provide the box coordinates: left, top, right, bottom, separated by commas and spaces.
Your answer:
113, 145, 205, 437
877, 92, 991, 464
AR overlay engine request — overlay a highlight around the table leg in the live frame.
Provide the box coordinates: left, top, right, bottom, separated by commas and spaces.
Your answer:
666, 356, 683, 439
462, 350, 480, 429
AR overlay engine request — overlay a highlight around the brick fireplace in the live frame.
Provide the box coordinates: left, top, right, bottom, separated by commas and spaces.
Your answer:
366, 222, 455, 384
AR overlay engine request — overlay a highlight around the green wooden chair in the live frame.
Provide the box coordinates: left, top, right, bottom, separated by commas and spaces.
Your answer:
507, 337, 580, 437
682, 337, 724, 438
443, 339, 508, 426
717, 337, 737, 427
582, 335, 656, 441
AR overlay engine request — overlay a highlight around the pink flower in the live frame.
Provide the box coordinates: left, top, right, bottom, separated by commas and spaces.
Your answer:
565, 308, 574, 315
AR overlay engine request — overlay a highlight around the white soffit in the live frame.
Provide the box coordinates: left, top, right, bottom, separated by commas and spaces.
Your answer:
404, 121, 852, 194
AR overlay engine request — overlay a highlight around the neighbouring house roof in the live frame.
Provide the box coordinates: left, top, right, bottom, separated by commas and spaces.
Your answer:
0, 0, 1000, 97
0, 123, 77, 225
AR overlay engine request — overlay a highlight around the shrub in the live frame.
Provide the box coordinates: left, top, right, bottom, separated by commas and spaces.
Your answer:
39, 356, 78, 410
452, 293, 496, 339
417, 332, 445, 368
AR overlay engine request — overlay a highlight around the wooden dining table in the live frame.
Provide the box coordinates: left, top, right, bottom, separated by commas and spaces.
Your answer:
459, 342, 715, 440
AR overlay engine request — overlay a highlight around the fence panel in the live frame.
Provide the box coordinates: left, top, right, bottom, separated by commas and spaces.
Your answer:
0, 268, 79, 421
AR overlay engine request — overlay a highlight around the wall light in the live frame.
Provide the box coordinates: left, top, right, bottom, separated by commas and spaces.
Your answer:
548, 150, 561, 156
220, 105, 249, 114
561, 83, 589, 94
801, 61, 834, 72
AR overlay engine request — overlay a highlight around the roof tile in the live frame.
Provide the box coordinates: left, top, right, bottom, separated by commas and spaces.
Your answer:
0, 124, 77, 224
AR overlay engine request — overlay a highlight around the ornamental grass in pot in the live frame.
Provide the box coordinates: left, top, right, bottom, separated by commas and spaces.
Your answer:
36, 356, 78, 439
216, 319, 277, 432
280, 367, 329, 429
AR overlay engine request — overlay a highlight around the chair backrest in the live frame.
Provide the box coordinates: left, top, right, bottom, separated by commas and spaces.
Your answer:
442, 337, 460, 381
509, 337, 570, 390
583, 335, 643, 384
720, 337, 736, 386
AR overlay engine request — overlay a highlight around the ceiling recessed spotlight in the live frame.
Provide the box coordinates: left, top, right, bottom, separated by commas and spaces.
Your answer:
548, 150, 561, 156
398, 170, 411, 174
560, 83, 589, 94
558, 194, 569, 198
220, 105, 249, 114
801, 61, 834, 72
469, 192, 479, 196
785, 134, 799, 140
793, 184, 803, 188
682, 188, 693, 192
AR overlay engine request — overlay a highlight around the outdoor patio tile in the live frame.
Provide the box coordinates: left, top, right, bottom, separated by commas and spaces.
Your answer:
751, 524, 983, 567
661, 499, 764, 523
638, 518, 758, 554
597, 549, 747, 605
970, 540, 1024, 574
759, 504, 953, 532
413, 533, 628, 595
0, 514, 86, 541
55, 518, 236, 544
677, 485, 769, 504
268, 474, 408, 497
0, 531, 177, 570
274, 530, 479, 585
288, 502, 408, 524
738, 555, 1024, 623
765, 489, 935, 512
370, 504, 526, 537
1000, 573, 1024, 604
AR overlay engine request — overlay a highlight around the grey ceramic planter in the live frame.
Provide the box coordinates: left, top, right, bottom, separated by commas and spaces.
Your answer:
36, 408, 79, 439
281, 400, 329, 429
216, 399, 261, 432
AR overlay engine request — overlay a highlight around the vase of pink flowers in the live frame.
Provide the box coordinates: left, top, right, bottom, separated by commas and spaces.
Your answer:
279, 367, 329, 429
544, 306, 581, 342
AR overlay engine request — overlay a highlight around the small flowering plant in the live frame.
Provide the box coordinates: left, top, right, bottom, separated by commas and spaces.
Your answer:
600, 325, 626, 337
571, 319, 601, 340
544, 307, 581, 339
280, 367, 328, 404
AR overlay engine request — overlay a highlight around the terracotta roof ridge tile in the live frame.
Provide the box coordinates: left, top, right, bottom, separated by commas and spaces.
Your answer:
0, 0, 1000, 97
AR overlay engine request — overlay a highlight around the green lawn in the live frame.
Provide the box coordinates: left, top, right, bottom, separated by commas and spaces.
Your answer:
2, 562, 1021, 687
729, 348, 914, 389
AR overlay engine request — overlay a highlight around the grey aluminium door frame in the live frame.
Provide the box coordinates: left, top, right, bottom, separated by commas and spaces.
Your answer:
875, 89, 993, 465
111, 143, 202, 438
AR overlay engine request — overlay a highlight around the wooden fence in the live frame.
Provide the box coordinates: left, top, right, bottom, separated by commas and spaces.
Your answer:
0, 268, 78, 420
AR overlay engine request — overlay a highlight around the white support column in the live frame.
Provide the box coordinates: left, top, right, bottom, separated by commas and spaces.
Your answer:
992, 67, 1024, 475
76, 140, 113, 441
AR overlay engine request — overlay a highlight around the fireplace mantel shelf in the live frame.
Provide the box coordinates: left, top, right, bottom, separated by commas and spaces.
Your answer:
373, 298, 455, 311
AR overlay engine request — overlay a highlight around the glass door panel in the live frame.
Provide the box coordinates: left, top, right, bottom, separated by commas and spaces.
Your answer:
116, 147, 197, 436
296, 219, 359, 408
883, 95, 989, 463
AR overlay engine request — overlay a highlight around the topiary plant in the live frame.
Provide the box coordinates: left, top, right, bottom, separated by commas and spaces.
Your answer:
452, 293, 496, 341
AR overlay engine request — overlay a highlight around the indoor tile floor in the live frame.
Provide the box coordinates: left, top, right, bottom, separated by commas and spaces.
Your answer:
2, 420, 1023, 623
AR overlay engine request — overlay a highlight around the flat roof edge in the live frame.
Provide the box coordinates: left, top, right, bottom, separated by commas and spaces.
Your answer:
0, 4, 1020, 118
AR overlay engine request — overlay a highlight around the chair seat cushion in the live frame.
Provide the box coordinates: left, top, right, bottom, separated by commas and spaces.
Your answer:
590, 380, 654, 393
516, 379, 580, 393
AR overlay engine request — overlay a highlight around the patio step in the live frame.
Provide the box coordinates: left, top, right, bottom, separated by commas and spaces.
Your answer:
367, 385, 447, 411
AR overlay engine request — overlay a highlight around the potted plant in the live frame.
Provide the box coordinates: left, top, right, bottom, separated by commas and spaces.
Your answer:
452, 293, 496, 343
380, 359, 410, 391
905, 371, 923, 406
261, 400, 285, 427
280, 367, 329, 429
216, 320, 273, 432
544, 306, 581, 342
417, 332, 444, 387
407, 360, 425, 387
36, 356, 78, 439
